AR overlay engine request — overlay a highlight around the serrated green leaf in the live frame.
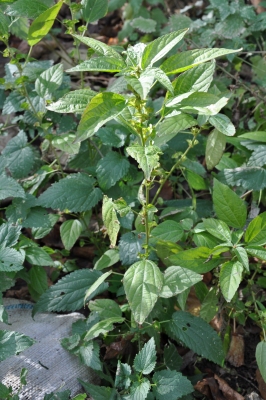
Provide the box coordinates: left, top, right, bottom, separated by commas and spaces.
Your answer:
28, 1, 63, 46
0, 10, 9, 36
28, 265, 48, 301
76, 92, 127, 142
84, 270, 112, 303
131, 17, 157, 33
128, 379, 151, 400
123, 260, 164, 324
141, 29, 188, 68
81, 0, 108, 23
0, 330, 35, 362
67, 56, 125, 73
46, 89, 96, 114
220, 261, 243, 302
79, 380, 118, 400
60, 220, 83, 251
96, 126, 128, 148
6, 0, 48, 19
94, 249, 120, 270
79, 341, 102, 371
1, 131, 34, 179
238, 131, 266, 142
206, 129, 226, 170
73, 35, 124, 60
0, 248, 24, 272
179, 92, 229, 116
213, 179, 247, 228
125, 72, 155, 100
115, 361, 131, 390
202, 218, 231, 243
2, 91, 26, 115
23, 207, 50, 229
0, 223, 21, 249
89, 299, 122, 319
126, 145, 160, 180
38, 173, 102, 212
96, 151, 130, 190
161, 48, 241, 75
256, 341, 266, 383
102, 196, 120, 247
134, 337, 156, 374
163, 343, 182, 372
151, 221, 184, 243
25, 246, 54, 266
152, 370, 193, 400
209, 114, 235, 137
246, 246, 266, 261
119, 232, 145, 266
32, 213, 59, 240
168, 311, 224, 365
218, 167, 266, 191
33, 269, 106, 315
200, 287, 218, 322
51, 133, 80, 155
160, 266, 202, 298
169, 247, 222, 273
234, 247, 249, 271
155, 113, 197, 146
35, 63, 63, 99
248, 145, 266, 168
84, 317, 124, 341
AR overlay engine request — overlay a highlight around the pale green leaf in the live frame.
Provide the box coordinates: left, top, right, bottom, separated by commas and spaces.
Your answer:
161, 48, 241, 75
220, 261, 243, 302
179, 92, 230, 116
25, 246, 54, 266
28, 2, 63, 46
160, 266, 202, 298
38, 173, 102, 212
256, 341, 266, 384
0, 248, 24, 272
33, 269, 106, 315
46, 89, 96, 114
51, 133, 80, 155
72, 35, 124, 60
67, 56, 125, 73
81, 0, 108, 23
89, 299, 122, 319
0, 10, 9, 36
209, 114, 235, 136
234, 247, 249, 271
125, 71, 155, 100
151, 221, 184, 243
0, 330, 35, 362
128, 379, 151, 400
169, 247, 222, 273
218, 167, 266, 191
60, 220, 83, 251
168, 311, 224, 364
238, 131, 266, 142
206, 129, 226, 170
79, 341, 102, 371
141, 29, 188, 68
246, 246, 266, 261
131, 17, 157, 33
134, 337, 156, 374
84, 270, 112, 303
152, 370, 193, 400
213, 179, 247, 228
202, 218, 231, 243
155, 113, 197, 146
94, 249, 120, 270
102, 196, 120, 247
84, 317, 124, 341
123, 260, 164, 324
96, 151, 130, 190
248, 145, 266, 167
2, 91, 26, 115
35, 63, 63, 99
126, 145, 160, 180
0, 223, 21, 249
115, 361, 131, 390
76, 92, 127, 142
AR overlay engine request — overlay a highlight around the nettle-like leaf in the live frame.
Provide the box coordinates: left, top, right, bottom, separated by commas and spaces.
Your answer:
89, 299, 122, 319
178, 92, 230, 116
27, 1, 63, 46
67, 57, 125, 73
79, 341, 102, 371
81, 0, 108, 23
160, 266, 202, 298
0, 248, 24, 272
131, 17, 157, 33
141, 29, 188, 68
164, 343, 183, 372
126, 145, 160, 180
60, 220, 83, 251
234, 247, 249, 271
96, 151, 130, 190
134, 337, 156, 375
1, 131, 34, 179
0, 330, 35, 362
84, 317, 124, 341
245, 212, 266, 246
256, 341, 266, 384
161, 48, 240, 74
46, 89, 96, 114
38, 173, 102, 212
220, 261, 243, 302
33, 269, 107, 315
102, 196, 120, 248
152, 370, 193, 400
28, 265, 48, 301
248, 145, 266, 168
35, 63, 63, 99
168, 311, 224, 365
209, 114, 235, 136
0, 223, 21, 250
115, 361, 131, 390
119, 232, 145, 266
51, 134, 80, 155
213, 179, 247, 228
125, 71, 156, 100
76, 92, 127, 142
123, 260, 164, 324
218, 167, 266, 191
0, 10, 9, 36
25, 246, 54, 266
72, 35, 124, 61
155, 113, 197, 146
151, 221, 184, 243
2, 91, 26, 115
206, 129, 226, 170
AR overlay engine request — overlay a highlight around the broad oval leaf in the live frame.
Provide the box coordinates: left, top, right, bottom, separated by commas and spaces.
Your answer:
202, 218, 231, 243
96, 151, 130, 190
160, 266, 202, 298
126, 145, 161, 180
155, 113, 197, 146
209, 114, 235, 137
28, 1, 63, 46
218, 167, 266, 191
151, 221, 184, 243
134, 337, 156, 374
81, 0, 108, 23
0, 248, 24, 272
46, 89, 96, 114
51, 134, 80, 155
94, 249, 120, 271
123, 260, 164, 324
152, 370, 193, 400
169, 247, 222, 273
246, 246, 266, 261
102, 196, 120, 248
168, 311, 225, 365
67, 56, 125, 73
6, 0, 48, 19
35, 63, 63, 99
84, 317, 124, 341
220, 261, 243, 302
256, 341, 266, 384
206, 129, 226, 170
76, 92, 127, 142
245, 212, 266, 246
60, 219, 83, 251
89, 299, 122, 319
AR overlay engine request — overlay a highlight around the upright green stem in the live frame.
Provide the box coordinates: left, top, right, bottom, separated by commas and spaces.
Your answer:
145, 182, 150, 249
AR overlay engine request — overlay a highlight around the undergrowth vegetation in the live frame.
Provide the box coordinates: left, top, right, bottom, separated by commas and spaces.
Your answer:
0, 0, 266, 399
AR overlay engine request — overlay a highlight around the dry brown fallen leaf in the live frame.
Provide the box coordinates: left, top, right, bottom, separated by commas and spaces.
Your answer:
226, 334, 245, 367
194, 374, 244, 400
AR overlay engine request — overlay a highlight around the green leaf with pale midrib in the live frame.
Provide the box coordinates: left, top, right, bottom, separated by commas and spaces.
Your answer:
60, 220, 83, 251
67, 57, 125, 73
160, 266, 202, 298
46, 89, 96, 114
134, 337, 156, 374
81, 0, 108, 23
126, 145, 160, 180
72, 35, 124, 60
220, 261, 243, 302
218, 167, 266, 191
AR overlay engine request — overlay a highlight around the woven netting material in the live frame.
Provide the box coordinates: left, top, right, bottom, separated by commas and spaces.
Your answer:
0, 299, 97, 399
